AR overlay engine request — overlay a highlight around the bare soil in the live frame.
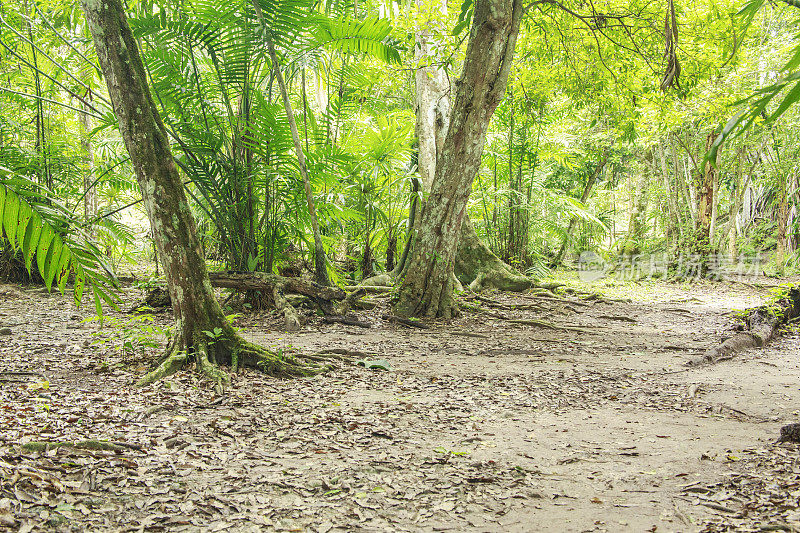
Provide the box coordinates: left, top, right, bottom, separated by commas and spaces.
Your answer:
1, 278, 799, 532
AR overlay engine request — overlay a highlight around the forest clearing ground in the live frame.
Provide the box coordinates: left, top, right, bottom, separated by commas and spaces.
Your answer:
1, 277, 799, 532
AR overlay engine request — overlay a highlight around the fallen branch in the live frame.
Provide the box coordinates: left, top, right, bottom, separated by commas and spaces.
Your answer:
688, 288, 800, 366
20, 439, 141, 453
322, 315, 372, 328
507, 318, 598, 334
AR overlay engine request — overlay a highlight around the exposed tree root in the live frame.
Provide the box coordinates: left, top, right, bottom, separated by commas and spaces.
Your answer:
137, 330, 329, 389
507, 318, 599, 334
598, 315, 637, 323
688, 287, 800, 366
207, 272, 375, 329
357, 273, 394, 288
20, 439, 141, 453
455, 217, 532, 292
323, 315, 372, 328
381, 314, 431, 329
138, 348, 189, 387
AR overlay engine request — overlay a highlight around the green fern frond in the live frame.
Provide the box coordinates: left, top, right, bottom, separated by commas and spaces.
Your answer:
0, 168, 120, 315
310, 16, 401, 63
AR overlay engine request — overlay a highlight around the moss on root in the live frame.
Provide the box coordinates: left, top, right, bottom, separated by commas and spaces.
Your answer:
136, 334, 329, 389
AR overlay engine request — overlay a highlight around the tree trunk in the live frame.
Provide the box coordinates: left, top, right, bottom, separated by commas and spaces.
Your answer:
80, 99, 97, 226
454, 216, 531, 292
777, 170, 789, 270
695, 131, 718, 253
413, 0, 451, 197
657, 140, 680, 246
81, 0, 322, 387
621, 150, 652, 256
720, 143, 764, 261
394, 0, 523, 318
406, 0, 529, 294
257, 9, 330, 286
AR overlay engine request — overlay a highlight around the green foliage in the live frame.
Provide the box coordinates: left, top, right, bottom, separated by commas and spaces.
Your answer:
85, 312, 172, 359
0, 168, 119, 314
708, 0, 800, 161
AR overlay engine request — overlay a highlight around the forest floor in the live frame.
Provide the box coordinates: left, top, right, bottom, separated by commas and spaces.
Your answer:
1, 275, 800, 532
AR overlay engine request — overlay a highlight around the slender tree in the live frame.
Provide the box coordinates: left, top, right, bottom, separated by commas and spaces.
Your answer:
254, 0, 330, 286
80, 0, 322, 387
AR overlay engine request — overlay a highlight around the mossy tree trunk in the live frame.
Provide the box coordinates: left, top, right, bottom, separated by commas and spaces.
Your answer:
81, 0, 322, 387
404, 0, 529, 296
394, 0, 523, 318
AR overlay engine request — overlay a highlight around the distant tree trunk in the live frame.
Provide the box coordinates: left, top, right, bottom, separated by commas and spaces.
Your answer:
621, 150, 652, 256
553, 147, 611, 266
657, 140, 680, 246
81, 0, 320, 387
674, 149, 695, 228
413, 0, 451, 198
394, 0, 523, 318
720, 143, 764, 261
777, 171, 789, 269
695, 131, 718, 251
80, 99, 97, 225
386, 233, 396, 272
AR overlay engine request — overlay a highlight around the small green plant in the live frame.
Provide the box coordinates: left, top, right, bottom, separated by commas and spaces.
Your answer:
203, 327, 225, 346
133, 275, 166, 292
85, 313, 172, 360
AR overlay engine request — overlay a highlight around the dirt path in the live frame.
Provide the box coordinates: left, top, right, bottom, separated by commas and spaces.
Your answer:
1, 279, 798, 532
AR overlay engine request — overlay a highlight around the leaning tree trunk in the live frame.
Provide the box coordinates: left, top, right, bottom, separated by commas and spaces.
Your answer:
257, 4, 330, 286
81, 0, 322, 388
394, 0, 523, 318
402, 0, 529, 293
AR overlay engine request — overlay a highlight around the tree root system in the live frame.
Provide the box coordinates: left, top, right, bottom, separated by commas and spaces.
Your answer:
689, 287, 800, 366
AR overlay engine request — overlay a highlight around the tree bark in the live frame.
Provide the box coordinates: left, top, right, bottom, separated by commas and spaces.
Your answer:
81, 0, 322, 387
413, 0, 451, 197
694, 131, 718, 258
394, 0, 523, 318
80, 99, 97, 226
